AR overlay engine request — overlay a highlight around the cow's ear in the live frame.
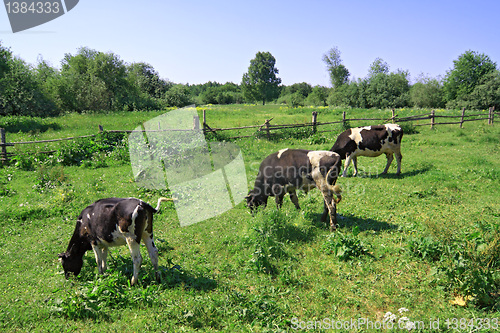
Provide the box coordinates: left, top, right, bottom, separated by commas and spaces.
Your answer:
58, 253, 67, 259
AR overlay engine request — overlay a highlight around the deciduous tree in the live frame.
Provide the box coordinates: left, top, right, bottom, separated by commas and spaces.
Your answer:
323, 47, 350, 89
241, 52, 281, 105
443, 50, 497, 104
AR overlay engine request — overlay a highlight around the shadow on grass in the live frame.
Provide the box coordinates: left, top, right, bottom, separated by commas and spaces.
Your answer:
309, 212, 397, 232
339, 213, 397, 232
1, 118, 62, 133
274, 222, 317, 243
81, 254, 217, 292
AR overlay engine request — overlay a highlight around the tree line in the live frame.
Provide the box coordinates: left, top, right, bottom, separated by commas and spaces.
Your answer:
1, 41, 499, 118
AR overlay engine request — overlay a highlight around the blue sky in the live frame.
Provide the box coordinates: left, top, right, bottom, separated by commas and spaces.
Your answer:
1, 0, 499, 86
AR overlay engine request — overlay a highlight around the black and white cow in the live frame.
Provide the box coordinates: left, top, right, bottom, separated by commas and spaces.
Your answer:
331, 124, 403, 177
58, 197, 171, 285
246, 148, 342, 231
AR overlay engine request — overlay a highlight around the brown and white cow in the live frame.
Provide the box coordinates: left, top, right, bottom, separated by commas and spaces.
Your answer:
331, 124, 403, 177
59, 197, 171, 285
246, 149, 342, 231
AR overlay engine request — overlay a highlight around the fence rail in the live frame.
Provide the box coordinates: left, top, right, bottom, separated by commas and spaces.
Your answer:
0, 107, 497, 164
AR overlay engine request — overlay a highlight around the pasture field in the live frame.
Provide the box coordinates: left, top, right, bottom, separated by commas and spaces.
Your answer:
0, 105, 499, 332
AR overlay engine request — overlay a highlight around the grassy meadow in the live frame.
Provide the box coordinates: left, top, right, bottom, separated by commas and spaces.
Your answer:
0, 105, 499, 332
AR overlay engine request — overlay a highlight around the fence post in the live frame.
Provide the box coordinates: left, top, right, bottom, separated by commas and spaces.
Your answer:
265, 119, 271, 140
311, 111, 318, 134
460, 107, 466, 128
1, 128, 7, 165
430, 110, 435, 129
342, 111, 346, 128
391, 109, 395, 123
202, 109, 207, 134
489, 106, 495, 125
491, 106, 495, 124
193, 115, 200, 130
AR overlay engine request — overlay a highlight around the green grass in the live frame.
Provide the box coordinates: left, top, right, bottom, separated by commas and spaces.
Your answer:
0, 105, 499, 332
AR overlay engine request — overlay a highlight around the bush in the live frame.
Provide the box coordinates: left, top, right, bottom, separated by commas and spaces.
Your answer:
407, 236, 444, 261
248, 209, 290, 275
323, 227, 369, 261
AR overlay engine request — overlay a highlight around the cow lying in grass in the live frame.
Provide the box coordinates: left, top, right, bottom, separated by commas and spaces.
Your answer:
246, 148, 342, 231
59, 197, 172, 285
331, 124, 403, 177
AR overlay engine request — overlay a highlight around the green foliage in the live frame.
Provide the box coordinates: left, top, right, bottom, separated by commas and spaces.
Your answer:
365, 70, 411, 108
367, 57, 390, 78
241, 51, 281, 105
51, 132, 127, 167
449, 70, 500, 110
163, 84, 193, 107
248, 209, 290, 274
280, 82, 312, 98
305, 85, 330, 106
33, 165, 66, 193
278, 91, 305, 108
439, 253, 499, 309
323, 47, 350, 88
443, 50, 497, 104
327, 69, 410, 109
198, 83, 243, 105
410, 76, 445, 108
0, 42, 57, 117
407, 236, 444, 261
323, 227, 369, 261
399, 121, 419, 135
327, 79, 367, 108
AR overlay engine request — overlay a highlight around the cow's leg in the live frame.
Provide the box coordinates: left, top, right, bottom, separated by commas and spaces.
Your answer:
342, 154, 353, 177
92, 244, 105, 274
395, 150, 402, 175
275, 194, 284, 209
321, 189, 337, 231
100, 247, 108, 272
352, 156, 359, 177
125, 237, 143, 286
382, 153, 394, 174
321, 201, 328, 223
273, 184, 285, 209
314, 176, 338, 230
288, 190, 301, 210
142, 231, 159, 281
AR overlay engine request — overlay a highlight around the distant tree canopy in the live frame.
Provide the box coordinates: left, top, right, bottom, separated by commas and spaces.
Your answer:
0, 41, 56, 117
327, 57, 410, 109
0, 41, 498, 116
323, 47, 350, 89
443, 50, 497, 109
241, 51, 282, 105
325, 48, 499, 110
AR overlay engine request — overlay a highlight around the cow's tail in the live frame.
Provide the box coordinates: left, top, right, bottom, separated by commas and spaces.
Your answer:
155, 197, 176, 212
332, 184, 342, 204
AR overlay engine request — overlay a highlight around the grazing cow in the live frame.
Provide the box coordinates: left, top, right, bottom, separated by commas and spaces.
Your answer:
59, 197, 171, 285
331, 124, 403, 177
246, 149, 342, 231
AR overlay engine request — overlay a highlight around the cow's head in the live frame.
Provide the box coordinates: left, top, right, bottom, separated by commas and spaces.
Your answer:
58, 251, 83, 279
245, 189, 268, 213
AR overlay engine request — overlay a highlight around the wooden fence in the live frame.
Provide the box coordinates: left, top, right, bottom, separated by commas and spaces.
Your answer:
0, 107, 497, 164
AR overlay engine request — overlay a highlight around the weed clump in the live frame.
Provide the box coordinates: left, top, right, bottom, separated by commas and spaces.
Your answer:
323, 226, 370, 261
